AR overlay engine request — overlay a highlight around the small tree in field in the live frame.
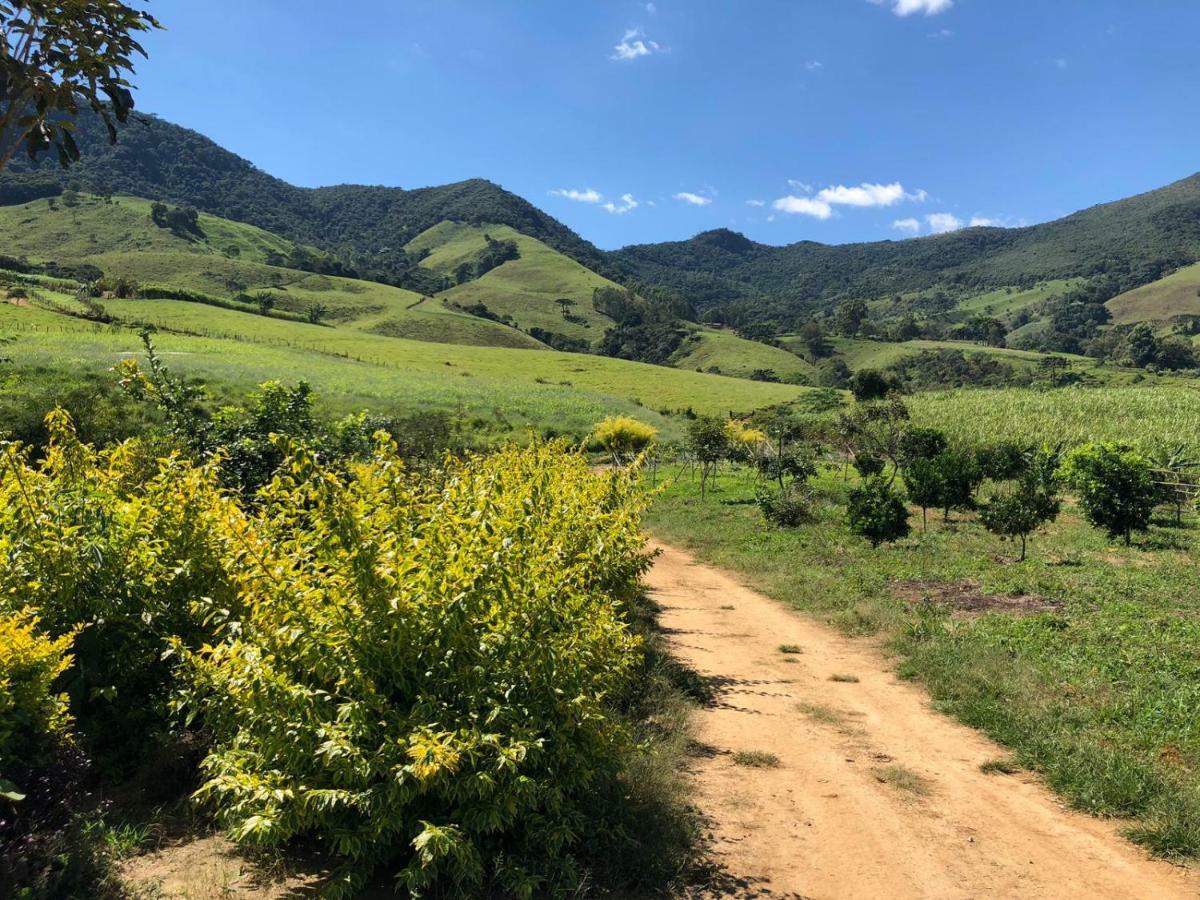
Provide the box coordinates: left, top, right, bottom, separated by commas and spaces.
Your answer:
847, 477, 910, 547
933, 449, 982, 521
592, 415, 657, 466
1061, 442, 1157, 545
898, 426, 947, 468
980, 449, 1061, 561
687, 416, 730, 499
903, 457, 943, 532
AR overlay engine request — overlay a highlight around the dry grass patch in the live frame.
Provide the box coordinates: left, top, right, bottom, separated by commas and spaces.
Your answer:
732, 750, 781, 768
873, 764, 930, 796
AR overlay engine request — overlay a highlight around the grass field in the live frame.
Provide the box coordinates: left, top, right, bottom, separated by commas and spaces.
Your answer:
909, 384, 1200, 453
1108, 261, 1200, 325
648, 464, 1200, 857
807, 337, 1092, 373
0, 301, 807, 439
953, 280, 1082, 318
670, 327, 814, 381
416, 222, 621, 343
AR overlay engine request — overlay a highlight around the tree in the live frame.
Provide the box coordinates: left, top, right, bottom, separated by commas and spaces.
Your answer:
903, 457, 943, 532
833, 299, 868, 337
592, 415, 657, 466
1061, 442, 1157, 545
850, 369, 894, 402
847, 477, 910, 547
687, 416, 730, 500
554, 297, 576, 320
305, 302, 328, 325
931, 449, 982, 521
254, 291, 276, 317
980, 449, 1061, 560
898, 426, 947, 468
0, 2, 161, 171
1148, 443, 1199, 526
798, 320, 833, 358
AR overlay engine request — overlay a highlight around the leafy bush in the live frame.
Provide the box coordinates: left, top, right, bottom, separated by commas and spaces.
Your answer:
756, 483, 815, 527
931, 449, 984, 520
0, 411, 234, 757
976, 441, 1031, 481
847, 477, 910, 547
1061, 442, 1157, 545
177, 440, 652, 897
592, 415, 658, 465
897, 426, 947, 467
852, 452, 886, 478
0, 611, 74, 799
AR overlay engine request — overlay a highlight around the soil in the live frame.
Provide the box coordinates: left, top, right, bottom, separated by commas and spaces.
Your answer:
649, 539, 1197, 899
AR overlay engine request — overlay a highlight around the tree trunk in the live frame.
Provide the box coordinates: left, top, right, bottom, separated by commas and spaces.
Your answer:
1019, 533, 1027, 562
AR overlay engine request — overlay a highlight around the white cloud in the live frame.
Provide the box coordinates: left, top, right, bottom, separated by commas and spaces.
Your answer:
1055, 57, 1068, 70
926, 212, 963, 233
805, 60, 823, 71
892, 217, 921, 234
745, 199, 765, 207
603, 193, 639, 214
929, 28, 953, 38
871, 0, 954, 16
816, 182, 926, 207
968, 216, 1001, 227
644, 1, 657, 12
787, 179, 813, 192
550, 187, 602, 204
674, 191, 712, 206
772, 195, 833, 219
612, 28, 666, 61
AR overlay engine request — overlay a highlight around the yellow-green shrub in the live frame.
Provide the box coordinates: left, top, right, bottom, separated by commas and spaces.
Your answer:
0, 610, 74, 799
0, 411, 236, 754
179, 439, 651, 897
591, 415, 658, 464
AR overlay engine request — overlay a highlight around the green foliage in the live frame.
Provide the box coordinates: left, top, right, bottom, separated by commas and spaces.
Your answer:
177, 441, 652, 897
686, 416, 730, 499
1061, 442, 1158, 545
0, 609, 74, 795
979, 449, 1062, 560
0, 2, 161, 171
755, 482, 815, 527
931, 449, 984, 520
898, 426, 947, 467
592, 415, 657, 465
847, 477, 910, 547
0, 411, 234, 757
849, 368, 893, 402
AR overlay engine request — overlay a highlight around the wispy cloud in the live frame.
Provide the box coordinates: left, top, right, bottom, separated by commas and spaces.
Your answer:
928, 28, 953, 38
772, 196, 833, 219
817, 182, 926, 207
892, 217, 921, 234
550, 188, 602, 204
674, 191, 712, 206
603, 193, 640, 214
787, 179, 813, 193
745, 199, 766, 207
612, 27, 667, 61
805, 60, 823, 71
926, 212, 963, 233
870, 0, 954, 16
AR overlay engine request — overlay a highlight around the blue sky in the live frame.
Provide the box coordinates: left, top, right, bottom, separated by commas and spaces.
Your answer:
134, 1, 1200, 250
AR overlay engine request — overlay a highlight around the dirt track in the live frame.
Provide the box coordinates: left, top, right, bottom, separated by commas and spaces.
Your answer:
648, 540, 1198, 900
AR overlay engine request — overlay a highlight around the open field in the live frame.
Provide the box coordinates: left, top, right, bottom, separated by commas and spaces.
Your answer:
670, 327, 814, 381
909, 384, 1200, 453
0, 301, 805, 440
1108, 261, 1200, 324
953, 279, 1083, 318
648, 463, 1200, 859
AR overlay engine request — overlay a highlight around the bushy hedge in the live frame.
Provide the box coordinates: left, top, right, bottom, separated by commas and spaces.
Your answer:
176, 439, 652, 897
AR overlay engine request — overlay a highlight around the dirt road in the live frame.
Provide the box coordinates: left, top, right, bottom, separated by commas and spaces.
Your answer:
647, 540, 1198, 900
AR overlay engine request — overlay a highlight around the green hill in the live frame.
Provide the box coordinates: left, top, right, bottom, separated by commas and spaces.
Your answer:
0, 194, 544, 350
1107, 261, 1200, 325
408, 222, 622, 345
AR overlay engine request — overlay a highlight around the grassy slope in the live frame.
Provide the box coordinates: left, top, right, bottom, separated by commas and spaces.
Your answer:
648, 465, 1200, 857
0, 196, 544, 350
1108, 261, 1200, 324
792, 337, 1097, 374
953, 279, 1082, 318
412, 222, 620, 344
0, 299, 806, 438
670, 327, 815, 381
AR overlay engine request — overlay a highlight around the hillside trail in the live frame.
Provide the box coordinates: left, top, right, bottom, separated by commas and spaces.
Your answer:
647, 539, 1198, 900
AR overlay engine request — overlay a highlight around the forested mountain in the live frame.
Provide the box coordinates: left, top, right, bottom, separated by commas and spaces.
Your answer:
611, 173, 1200, 328
0, 110, 616, 287
4, 108, 1200, 339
